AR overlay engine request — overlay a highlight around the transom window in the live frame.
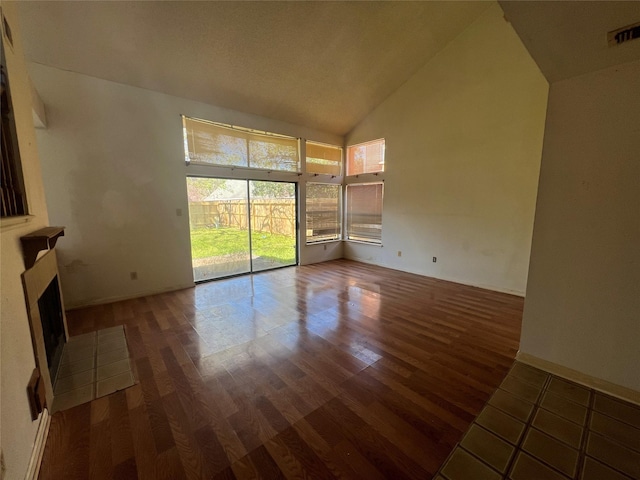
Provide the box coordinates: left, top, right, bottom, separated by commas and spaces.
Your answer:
346, 139, 385, 176
182, 116, 300, 172
306, 141, 342, 176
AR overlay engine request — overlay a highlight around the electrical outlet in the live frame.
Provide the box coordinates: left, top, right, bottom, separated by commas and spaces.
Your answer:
433, 257, 437, 263
176, 208, 182, 217
397, 251, 402, 257
130, 271, 138, 280
324, 244, 327, 251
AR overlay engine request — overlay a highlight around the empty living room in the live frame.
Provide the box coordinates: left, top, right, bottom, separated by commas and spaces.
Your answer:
1, 1, 638, 479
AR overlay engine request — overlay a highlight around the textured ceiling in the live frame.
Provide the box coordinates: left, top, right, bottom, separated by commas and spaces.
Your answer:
18, 1, 490, 136
500, 1, 640, 83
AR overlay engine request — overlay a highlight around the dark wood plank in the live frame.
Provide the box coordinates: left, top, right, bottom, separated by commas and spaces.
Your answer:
109, 391, 135, 468
40, 402, 92, 480
89, 418, 112, 480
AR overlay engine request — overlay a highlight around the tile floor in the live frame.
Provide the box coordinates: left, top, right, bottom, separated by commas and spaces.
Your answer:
51, 326, 135, 412
435, 362, 640, 480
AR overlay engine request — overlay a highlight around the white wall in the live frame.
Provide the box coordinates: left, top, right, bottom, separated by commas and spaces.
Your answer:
30, 64, 343, 308
344, 3, 548, 295
0, 3, 51, 478
520, 60, 640, 392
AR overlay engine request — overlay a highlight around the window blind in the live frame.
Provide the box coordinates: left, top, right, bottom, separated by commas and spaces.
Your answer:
346, 139, 385, 176
183, 116, 299, 172
306, 183, 341, 243
346, 183, 383, 244
306, 142, 342, 176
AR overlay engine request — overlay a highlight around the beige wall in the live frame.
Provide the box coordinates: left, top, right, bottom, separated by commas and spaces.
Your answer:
520, 60, 640, 392
0, 3, 51, 478
344, 4, 548, 295
29, 63, 343, 308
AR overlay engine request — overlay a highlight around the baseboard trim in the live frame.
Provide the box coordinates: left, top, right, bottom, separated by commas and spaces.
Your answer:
25, 408, 50, 480
343, 255, 526, 297
516, 352, 640, 406
65, 282, 196, 310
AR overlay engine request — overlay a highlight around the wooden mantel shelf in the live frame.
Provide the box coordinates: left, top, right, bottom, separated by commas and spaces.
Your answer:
20, 226, 65, 270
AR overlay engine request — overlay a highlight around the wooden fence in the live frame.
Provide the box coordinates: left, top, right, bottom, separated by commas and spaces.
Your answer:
189, 200, 296, 236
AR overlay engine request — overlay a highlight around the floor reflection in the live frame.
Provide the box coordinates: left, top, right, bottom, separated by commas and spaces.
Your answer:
55, 259, 525, 479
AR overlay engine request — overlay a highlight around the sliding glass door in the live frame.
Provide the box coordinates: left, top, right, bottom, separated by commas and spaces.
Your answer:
187, 177, 297, 282
187, 178, 251, 281
249, 181, 297, 272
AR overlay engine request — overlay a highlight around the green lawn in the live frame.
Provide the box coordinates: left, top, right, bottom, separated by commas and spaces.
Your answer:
190, 227, 296, 263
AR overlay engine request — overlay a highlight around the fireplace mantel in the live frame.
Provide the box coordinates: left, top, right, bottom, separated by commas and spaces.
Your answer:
20, 226, 65, 269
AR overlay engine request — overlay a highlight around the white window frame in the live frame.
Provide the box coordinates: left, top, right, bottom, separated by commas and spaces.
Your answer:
344, 139, 385, 245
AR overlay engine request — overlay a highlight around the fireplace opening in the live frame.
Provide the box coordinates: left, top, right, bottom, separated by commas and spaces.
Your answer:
38, 276, 66, 383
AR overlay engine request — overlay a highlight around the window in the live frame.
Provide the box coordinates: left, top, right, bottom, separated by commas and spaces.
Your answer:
182, 116, 299, 172
306, 183, 341, 243
345, 139, 385, 244
1, 39, 27, 218
346, 183, 383, 244
306, 141, 342, 176
346, 139, 385, 176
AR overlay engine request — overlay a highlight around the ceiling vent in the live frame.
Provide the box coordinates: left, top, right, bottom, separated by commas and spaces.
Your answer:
608, 21, 640, 47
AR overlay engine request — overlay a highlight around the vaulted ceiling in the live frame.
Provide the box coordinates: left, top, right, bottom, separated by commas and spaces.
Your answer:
17, 2, 640, 137
17, 1, 490, 136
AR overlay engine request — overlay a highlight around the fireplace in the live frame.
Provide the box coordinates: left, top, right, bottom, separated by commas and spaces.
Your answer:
21, 227, 68, 418
37, 276, 66, 382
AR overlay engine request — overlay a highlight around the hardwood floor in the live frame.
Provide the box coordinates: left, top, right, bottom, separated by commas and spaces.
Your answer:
40, 260, 523, 479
